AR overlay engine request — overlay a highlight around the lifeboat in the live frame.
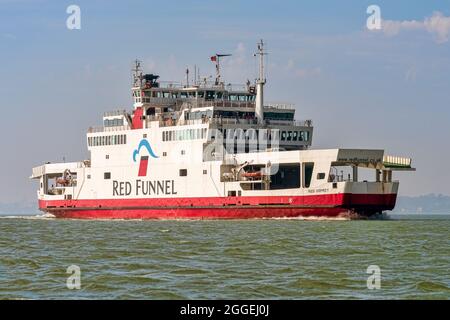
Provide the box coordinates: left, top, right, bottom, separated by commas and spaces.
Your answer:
241, 171, 262, 178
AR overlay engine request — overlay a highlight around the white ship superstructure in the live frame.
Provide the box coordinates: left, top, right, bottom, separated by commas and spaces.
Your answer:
31, 41, 415, 219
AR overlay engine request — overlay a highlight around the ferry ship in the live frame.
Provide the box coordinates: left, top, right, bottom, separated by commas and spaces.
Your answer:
31, 41, 415, 219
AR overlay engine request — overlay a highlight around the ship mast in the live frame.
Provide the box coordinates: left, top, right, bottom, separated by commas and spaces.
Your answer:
255, 40, 266, 124
212, 53, 232, 86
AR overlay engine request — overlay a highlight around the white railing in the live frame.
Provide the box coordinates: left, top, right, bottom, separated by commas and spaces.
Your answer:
103, 110, 127, 117
383, 155, 412, 167
265, 103, 296, 110
87, 125, 131, 133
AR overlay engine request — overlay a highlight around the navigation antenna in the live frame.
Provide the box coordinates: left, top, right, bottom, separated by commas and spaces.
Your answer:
132, 59, 143, 87
211, 53, 232, 86
254, 39, 267, 124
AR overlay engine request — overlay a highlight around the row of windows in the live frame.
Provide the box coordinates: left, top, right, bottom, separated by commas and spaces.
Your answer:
135, 90, 256, 102
213, 129, 310, 143
88, 135, 127, 147
104, 118, 124, 127
162, 128, 208, 142
281, 131, 310, 142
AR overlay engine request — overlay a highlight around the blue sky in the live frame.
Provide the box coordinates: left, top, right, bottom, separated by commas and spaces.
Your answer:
1, 0, 450, 203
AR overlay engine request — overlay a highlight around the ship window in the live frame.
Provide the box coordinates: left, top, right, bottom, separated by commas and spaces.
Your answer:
206, 91, 215, 100
104, 172, 111, 180
317, 173, 326, 180
270, 163, 301, 190
179, 169, 187, 177
87, 175, 91, 179
299, 131, 309, 142
143, 134, 147, 138
181, 150, 185, 155
281, 131, 287, 141
163, 152, 167, 157
228, 191, 237, 197
106, 155, 109, 160
287, 131, 293, 141
203, 169, 207, 174
303, 163, 314, 188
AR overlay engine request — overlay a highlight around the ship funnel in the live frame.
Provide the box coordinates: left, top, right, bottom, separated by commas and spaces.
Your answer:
255, 40, 266, 124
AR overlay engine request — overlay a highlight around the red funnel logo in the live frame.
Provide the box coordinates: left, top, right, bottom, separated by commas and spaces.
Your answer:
133, 139, 158, 177
138, 156, 149, 177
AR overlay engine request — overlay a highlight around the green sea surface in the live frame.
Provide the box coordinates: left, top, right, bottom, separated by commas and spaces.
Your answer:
0, 214, 448, 299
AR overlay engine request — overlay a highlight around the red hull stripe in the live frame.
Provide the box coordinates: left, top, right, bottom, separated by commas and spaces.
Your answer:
39, 193, 397, 219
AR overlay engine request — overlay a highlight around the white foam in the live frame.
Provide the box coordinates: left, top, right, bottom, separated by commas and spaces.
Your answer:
0, 213, 55, 219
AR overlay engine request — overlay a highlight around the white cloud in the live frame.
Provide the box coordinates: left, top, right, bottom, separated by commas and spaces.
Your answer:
295, 67, 322, 78
424, 12, 450, 43
284, 59, 321, 79
382, 11, 450, 43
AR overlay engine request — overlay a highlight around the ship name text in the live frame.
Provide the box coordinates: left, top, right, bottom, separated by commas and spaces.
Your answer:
113, 180, 177, 196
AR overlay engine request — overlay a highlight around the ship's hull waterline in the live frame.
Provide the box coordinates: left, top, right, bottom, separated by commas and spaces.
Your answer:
39, 193, 397, 219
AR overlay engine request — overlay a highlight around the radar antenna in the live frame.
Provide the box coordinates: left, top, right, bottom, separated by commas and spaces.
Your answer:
211, 53, 232, 86
132, 59, 143, 87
